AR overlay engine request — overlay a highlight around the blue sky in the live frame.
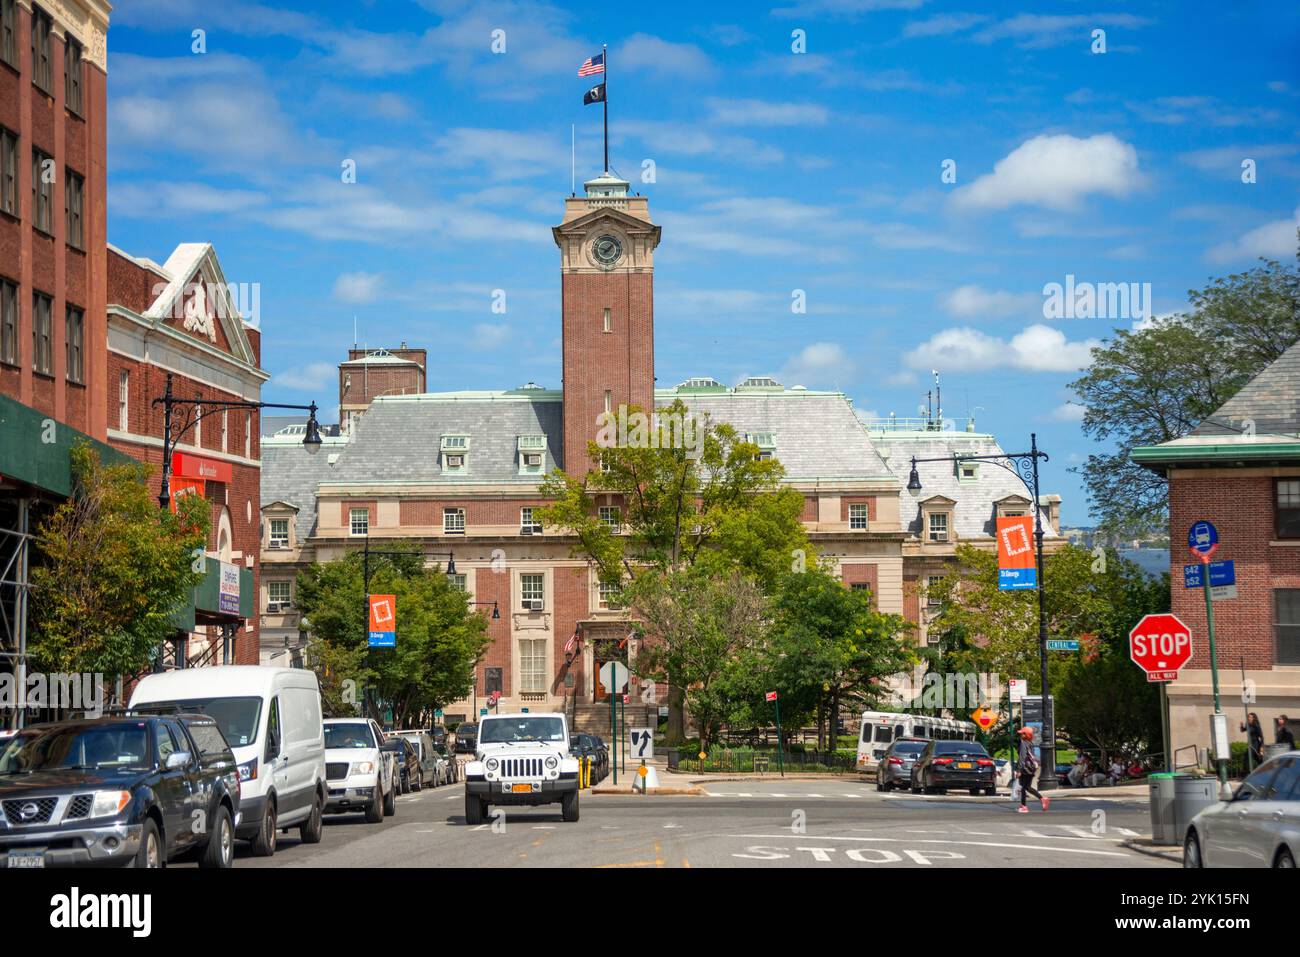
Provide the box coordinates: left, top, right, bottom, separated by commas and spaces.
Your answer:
105, 1, 1300, 525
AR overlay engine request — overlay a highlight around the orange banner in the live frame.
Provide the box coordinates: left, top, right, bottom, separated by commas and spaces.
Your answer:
996, 515, 1037, 590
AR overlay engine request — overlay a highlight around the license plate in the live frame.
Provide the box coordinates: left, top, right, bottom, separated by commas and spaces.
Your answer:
511, 783, 534, 793
7, 850, 45, 869
957, 762, 973, 769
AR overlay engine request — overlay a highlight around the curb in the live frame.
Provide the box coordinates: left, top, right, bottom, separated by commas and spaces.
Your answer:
1121, 839, 1183, 863
590, 786, 704, 796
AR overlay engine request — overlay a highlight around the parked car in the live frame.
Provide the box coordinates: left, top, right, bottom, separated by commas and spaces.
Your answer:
0, 714, 241, 868
383, 737, 424, 793
323, 718, 396, 823
909, 739, 998, 795
876, 738, 928, 791
432, 742, 456, 784
569, 733, 609, 782
392, 731, 440, 788
463, 713, 581, 824
1184, 752, 1300, 868
454, 724, 478, 754
130, 666, 327, 857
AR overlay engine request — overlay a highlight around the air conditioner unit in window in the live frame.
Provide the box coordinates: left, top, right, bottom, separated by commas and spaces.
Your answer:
526, 599, 544, 612
524, 452, 542, 467
267, 602, 282, 614
445, 454, 464, 469
268, 541, 286, 550
520, 525, 533, 535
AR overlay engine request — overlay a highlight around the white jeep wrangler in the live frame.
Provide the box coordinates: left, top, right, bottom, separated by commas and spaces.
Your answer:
463, 713, 581, 824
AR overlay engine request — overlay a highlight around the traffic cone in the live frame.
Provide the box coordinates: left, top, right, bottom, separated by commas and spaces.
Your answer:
642, 764, 660, 791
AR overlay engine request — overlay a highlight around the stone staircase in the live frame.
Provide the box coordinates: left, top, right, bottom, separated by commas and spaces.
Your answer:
570, 701, 657, 737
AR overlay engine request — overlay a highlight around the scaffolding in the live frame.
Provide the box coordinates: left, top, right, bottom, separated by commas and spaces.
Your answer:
0, 498, 32, 730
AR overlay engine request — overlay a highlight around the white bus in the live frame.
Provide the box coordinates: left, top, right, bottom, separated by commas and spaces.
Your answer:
856, 711, 978, 773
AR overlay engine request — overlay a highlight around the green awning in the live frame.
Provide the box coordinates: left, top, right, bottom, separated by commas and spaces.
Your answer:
0, 393, 133, 497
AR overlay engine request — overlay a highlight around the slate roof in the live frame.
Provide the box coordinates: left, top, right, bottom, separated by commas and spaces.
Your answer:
260, 436, 350, 537
869, 431, 1059, 539
1191, 338, 1300, 437
322, 392, 564, 486
666, 387, 894, 482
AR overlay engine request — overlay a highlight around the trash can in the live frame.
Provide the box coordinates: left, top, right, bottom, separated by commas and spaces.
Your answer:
1172, 776, 1219, 843
665, 748, 680, 771
1148, 773, 1178, 844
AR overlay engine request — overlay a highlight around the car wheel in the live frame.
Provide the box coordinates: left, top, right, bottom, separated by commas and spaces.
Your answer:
1275, 848, 1295, 869
413, 771, 423, 792
365, 784, 384, 824
561, 788, 580, 823
249, 802, 277, 857
199, 804, 234, 869
1183, 830, 1203, 868
383, 783, 397, 816
910, 779, 922, 794
465, 794, 485, 825
299, 791, 324, 844
399, 771, 410, 795
875, 778, 884, 792
131, 818, 163, 869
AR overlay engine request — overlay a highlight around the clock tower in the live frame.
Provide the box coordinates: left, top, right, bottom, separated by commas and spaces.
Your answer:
552, 173, 661, 477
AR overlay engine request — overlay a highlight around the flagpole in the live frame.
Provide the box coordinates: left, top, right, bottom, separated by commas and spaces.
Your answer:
602, 42, 609, 173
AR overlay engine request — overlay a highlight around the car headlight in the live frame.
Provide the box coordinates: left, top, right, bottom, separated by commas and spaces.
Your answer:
351, 761, 374, 775
237, 758, 258, 782
545, 756, 558, 769
90, 790, 132, 819
485, 758, 499, 771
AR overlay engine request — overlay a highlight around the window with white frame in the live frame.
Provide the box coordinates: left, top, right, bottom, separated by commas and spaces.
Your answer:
518, 435, 546, 473
598, 579, 622, 609
848, 503, 869, 530
269, 519, 289, 548
520, 573, 544, 608
441, 434, 469, 471
245, 412, 252, 458
520, 507, 542, 533
447, 573, 467, 591
602, 307, 611, 333
928, 512, 949, 542
443, 508, 466, 534
747, 431, 776, 461
927, 575, 944, 607
221, 410, 229, 452
118, 370, 129, 431
519, 639, 547, 693
956, 461, 978, 481
599, 505, 621, 528
268, 580, 291, 607
349, 508, 369, 536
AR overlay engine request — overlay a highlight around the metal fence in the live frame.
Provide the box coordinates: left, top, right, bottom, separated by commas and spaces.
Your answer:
672, 748, 857, 774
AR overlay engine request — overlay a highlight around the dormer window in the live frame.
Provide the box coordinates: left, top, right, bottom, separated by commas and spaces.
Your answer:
441, 434, 470, 472
599, 505, 622, 529
956, 460, 978, 481
928, 513, 949, 542
269, 519, 289, 549
518, 435, 547, 474
747, 431, 776, 461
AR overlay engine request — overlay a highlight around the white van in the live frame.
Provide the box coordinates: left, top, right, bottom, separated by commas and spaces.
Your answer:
130, 666, 327, 856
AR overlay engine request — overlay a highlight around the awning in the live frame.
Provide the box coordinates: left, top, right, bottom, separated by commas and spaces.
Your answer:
0, 394, 133, 497
168, 559, 254, 630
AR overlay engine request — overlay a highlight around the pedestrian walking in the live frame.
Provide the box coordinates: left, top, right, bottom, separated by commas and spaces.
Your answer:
1242, 712, 1264, 767
1277, 715, 1296, 750
1016, 727, 1050, 814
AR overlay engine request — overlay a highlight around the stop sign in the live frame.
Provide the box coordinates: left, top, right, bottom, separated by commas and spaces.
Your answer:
1129, 613, 1194, 682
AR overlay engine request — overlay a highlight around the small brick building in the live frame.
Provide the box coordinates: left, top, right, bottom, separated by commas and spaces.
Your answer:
1134, 339, 1300, 759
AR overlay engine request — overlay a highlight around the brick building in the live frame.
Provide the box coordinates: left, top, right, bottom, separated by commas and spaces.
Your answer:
1134, 339, 1300, 758
261, 170, 1063, 730
338, 344, 426, 434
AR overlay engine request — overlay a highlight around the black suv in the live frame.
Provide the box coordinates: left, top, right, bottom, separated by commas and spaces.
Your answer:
0, 714, 242, 869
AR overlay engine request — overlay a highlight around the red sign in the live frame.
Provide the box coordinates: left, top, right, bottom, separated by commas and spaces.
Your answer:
1129, 613, 1194, 682
172, 452, 232, 484
168, 477, 204, 513
765, 691, 778, 702
622, 693, 628, 704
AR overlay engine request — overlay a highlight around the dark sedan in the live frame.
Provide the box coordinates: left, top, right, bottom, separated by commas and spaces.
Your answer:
382, 737, 424, 793
569, 733, 609, 782
876, 738, 928, 791
454, 724, 477, 754
909, 740, 998, 796
0, 715, 241, 868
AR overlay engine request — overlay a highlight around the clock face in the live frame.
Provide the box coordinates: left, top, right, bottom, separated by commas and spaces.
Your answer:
592, 234, 623, 266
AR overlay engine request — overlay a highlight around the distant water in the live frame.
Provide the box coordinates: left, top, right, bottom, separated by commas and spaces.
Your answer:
1119, 547, 1170, 578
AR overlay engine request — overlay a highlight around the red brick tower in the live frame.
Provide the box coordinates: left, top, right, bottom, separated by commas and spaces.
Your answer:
552, 173, 661, 477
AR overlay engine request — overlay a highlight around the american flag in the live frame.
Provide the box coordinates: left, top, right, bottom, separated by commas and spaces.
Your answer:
564, 630, 579, 653
578, 53, 604, 77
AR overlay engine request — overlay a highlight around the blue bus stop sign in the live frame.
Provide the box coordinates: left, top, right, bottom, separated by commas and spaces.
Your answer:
1187, 520, 1219, 560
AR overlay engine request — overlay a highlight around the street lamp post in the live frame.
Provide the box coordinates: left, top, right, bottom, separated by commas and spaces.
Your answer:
907, 432, 1056, 789
153, 372, 322, 510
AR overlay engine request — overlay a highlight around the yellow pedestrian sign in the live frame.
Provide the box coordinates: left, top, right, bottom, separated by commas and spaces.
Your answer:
971, 707, 996, 731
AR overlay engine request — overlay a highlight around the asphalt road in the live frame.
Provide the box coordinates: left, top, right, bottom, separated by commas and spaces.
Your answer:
187, 777, 1176, 869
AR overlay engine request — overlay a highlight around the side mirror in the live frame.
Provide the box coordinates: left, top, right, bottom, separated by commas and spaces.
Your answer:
166, 751, 192, 770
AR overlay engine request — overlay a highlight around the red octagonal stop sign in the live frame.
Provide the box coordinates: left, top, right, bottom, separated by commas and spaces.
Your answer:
1129, 613, 1194, 682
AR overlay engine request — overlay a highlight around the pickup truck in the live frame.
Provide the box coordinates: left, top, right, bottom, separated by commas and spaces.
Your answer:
323, 718, 396, 823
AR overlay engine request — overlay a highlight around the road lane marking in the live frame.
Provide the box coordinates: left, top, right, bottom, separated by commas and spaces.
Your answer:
731, 833, 1131, 858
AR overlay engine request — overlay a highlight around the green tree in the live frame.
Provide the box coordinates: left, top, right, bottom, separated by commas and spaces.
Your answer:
766, 568, 915, 751
1070, 241, 1300, 536
1056, 651, 1162, 761
28, 442, 209, 677
295, 544, 491, 726
539, 399, 809, 740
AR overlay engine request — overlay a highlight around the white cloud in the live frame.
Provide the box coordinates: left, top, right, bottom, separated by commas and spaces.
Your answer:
333, 272, 385, 304
618, 34, 713, 76
903, 13, 989, 38
470, 324, 512, 350
772, 0, 925, 18
1049, 402, 1087, 422
941, 284, 1038, 319
1207, 206, 1300, 263
274, 362, 337, 393
707, 97, 829, 127
951, 134, 1141, 212
972, 13, 1152, 49
781, 342, 855, 386
905, 324, 1101, 373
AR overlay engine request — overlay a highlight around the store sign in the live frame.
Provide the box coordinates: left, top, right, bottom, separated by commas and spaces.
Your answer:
218, 562, 241, 614
169, 477, 204, 513
172, 451, 232, 484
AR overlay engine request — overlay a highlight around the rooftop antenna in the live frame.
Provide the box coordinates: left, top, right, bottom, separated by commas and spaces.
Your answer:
571, 123, 576, 196
933, 370, 941, 427
353, 316, 357, 350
